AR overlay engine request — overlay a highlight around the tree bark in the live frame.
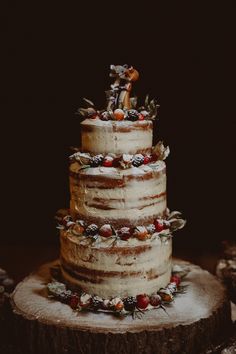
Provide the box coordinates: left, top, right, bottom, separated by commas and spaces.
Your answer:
10, 260, 232, 354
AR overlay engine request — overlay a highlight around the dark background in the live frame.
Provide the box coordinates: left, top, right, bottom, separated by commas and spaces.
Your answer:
0, 2, 235, 275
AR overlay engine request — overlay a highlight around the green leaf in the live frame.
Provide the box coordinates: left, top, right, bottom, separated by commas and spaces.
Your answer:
168, 211, 182, 220
83, 97, 95, 107
77, 108, 87, 117
169, 219, 186, 232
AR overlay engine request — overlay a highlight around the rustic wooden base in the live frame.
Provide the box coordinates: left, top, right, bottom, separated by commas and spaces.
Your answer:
10, 260, 232, 354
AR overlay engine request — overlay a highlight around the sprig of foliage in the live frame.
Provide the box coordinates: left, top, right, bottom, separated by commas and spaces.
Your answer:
143, 94, 160, 120
75, 98, 97, 118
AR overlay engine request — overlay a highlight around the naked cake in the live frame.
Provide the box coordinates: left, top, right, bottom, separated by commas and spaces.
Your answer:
53, 64, 186, 309
10, 65, 232, 354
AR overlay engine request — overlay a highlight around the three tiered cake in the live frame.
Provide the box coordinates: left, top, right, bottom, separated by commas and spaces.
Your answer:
54, 64, 186, 312
11, 65, 232, 354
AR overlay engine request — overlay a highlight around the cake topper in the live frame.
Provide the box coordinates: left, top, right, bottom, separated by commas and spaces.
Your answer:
76, 65, 159, 121
106, 64, 139, 110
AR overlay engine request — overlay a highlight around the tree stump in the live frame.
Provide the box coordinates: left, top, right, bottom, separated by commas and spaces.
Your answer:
10, 260, 232, 354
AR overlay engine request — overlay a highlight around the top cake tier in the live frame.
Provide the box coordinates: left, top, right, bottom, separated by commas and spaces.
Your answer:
81, 118, 153, 155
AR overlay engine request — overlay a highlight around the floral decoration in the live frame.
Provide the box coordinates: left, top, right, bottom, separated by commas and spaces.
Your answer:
69, 142, 170, 171
55, 209, 186, 245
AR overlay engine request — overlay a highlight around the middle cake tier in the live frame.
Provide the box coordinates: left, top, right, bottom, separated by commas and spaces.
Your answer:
69, 161, 167, 228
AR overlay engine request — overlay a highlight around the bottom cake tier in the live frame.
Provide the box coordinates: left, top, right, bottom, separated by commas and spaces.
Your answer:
60, 230, 172, 298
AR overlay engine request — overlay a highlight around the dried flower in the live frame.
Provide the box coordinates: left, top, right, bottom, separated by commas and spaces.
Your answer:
119, 154, 133, 169
152, 141, 170, 161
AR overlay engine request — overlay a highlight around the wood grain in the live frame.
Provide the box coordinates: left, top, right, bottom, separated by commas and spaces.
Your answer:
10, 260, 232, 354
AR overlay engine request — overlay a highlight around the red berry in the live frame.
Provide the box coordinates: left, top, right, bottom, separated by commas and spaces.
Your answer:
150, 294, 162, 307
102, 156, 114, 167
143, 155, 151, 164
99, 224, 113, 238
70, 294, 79, 309
136, 294, 150, 309
154, 219, 165, 232
170, 275, 181, 286
138, 113, 145, 121
150, 154, 158, 162
118, 227, 132, 240
163, 220, 170, 230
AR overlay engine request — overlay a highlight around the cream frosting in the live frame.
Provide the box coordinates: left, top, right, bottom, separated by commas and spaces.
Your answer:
81, 118, 153, 155
69, 161, 167, 226
60, 231, 172, 298
59, 115, 173, 300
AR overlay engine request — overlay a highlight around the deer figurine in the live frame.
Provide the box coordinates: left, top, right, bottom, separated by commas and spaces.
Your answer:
106, 64, 139, 110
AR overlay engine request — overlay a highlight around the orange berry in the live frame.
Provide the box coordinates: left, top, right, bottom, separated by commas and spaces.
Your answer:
138, 113, 145, 120
134, 226, 151, 240
158, 290, 174, 302
113, 109, 125, 121
71, 223, 84, 236
115, 301, 124, 311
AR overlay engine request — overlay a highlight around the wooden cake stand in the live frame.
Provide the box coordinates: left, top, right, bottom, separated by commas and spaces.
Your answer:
10, 260, 232, 354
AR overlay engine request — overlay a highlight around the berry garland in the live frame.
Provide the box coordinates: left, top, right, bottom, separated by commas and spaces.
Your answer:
69, 141, 170, 170
56, 211, 186, 244
76, 96, 159, 122
47, 268, 188, 318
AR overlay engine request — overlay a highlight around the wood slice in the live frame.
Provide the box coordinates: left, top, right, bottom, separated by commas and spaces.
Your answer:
10, 260, 232, 354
